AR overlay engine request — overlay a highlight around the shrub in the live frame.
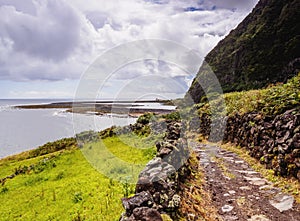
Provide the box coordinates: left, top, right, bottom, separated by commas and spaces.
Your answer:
137, 113, 156, 125
162, 111, 181, 121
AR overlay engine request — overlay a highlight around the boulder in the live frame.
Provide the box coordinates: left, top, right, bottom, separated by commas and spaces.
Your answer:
127, 207, 163, 221
122, 191, 154, 216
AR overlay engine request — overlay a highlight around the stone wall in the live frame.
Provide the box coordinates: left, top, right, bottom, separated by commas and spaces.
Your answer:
120, 121, 191, 221
190, 108, 300, 180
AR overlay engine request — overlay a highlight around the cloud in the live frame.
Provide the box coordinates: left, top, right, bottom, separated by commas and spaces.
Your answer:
0, 79, 77, 98
0, 0, 259, 98
0, 2, 81, 61
108, 75, 188, 100
208, 0, 259, 11
0, 0, 36, 15
0, 0, 98, 81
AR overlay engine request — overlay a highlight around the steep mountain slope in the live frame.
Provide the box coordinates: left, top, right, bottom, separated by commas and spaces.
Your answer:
187, 0, 300, 103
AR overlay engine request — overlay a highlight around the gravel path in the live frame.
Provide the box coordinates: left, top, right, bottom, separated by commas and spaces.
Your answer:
193, 143, 300, 221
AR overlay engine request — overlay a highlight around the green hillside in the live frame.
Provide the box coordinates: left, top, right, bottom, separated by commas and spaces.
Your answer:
187, 0, 300, 103
195, 72, 300, 117
0, 134, 156, 221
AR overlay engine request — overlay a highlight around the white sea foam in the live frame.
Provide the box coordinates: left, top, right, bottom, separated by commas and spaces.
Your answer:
52, 110, 69, 118
0, 105, 13, 112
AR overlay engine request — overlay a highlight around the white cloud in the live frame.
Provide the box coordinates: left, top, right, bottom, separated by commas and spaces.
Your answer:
0, 0, 99, 81
0, 0, 259, 98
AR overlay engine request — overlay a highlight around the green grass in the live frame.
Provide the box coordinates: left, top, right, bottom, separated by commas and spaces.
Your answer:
0, 134, 156, 221
195, 72, 300, 116
81, 134, 156, 184
0, 138, 77, 165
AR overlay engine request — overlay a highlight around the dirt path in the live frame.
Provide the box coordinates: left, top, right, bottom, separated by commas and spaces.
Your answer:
193, 142, 300, 221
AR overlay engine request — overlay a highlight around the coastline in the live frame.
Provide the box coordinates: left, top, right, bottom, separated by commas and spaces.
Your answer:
0, 100, 176, 159
14, 100, 176, 116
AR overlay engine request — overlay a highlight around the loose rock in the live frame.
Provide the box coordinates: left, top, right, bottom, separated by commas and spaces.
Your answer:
269, 193, 294, 212
221, 205, 234, 213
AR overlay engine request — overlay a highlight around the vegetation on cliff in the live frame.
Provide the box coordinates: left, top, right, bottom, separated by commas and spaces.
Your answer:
187, 0, 300, 103
195, 72, 300, 117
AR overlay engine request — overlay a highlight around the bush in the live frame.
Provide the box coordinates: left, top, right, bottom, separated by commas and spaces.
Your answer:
33, 158, 56, 174
162, 111, 181, 121
137, 113, 156, 125
76, 130, 99, 144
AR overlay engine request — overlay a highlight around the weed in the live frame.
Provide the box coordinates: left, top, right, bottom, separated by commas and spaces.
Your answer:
121, 176, 135, 197
211, 156, 236, 179
0, 186, 8, 194
53, 189, 56, 201
24, 176, 48, 186
54, 171, 65, 180
72, 211, 84, 221
73, 192, 83, 203
178, 153, 221, 220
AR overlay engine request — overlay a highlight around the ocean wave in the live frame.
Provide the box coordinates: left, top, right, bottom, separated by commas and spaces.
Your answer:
52, 110, 69, 118
0, 105, 14, 112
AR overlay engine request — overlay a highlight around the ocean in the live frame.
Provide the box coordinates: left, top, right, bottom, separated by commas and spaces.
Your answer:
0, 99, 138, 159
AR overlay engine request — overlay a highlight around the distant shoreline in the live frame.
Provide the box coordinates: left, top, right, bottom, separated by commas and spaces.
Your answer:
0, 100, 175, 159
14, 100, 176, 117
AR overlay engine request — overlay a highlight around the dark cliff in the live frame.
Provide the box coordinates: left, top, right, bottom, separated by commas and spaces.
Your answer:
187, 0, 300, 103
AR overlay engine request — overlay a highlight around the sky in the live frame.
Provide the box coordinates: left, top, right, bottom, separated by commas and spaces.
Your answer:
0, 0, 259, 99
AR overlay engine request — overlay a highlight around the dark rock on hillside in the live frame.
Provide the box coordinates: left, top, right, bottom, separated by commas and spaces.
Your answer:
124, 207, 163, 221
122, 191, 154, 216
187, 0, 300, 103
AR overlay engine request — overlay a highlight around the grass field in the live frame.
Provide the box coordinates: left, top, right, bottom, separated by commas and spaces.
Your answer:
0, 134, 156, 221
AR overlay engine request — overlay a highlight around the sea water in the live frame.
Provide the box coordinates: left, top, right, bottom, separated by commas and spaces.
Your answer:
0, 99, 138, 158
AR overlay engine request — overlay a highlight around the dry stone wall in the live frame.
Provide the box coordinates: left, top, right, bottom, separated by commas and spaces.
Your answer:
120, 120, 191, 221
190, 108, 300, 180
